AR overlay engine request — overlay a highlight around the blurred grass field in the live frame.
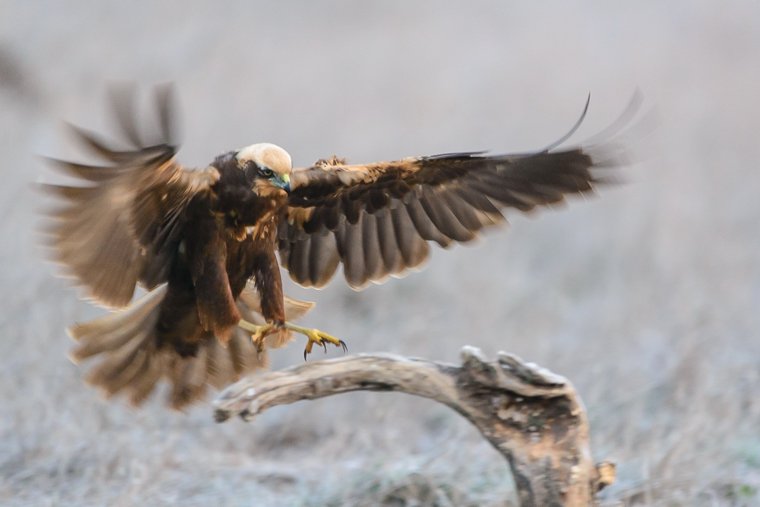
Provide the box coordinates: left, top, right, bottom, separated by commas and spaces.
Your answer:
1, 2, 759, 505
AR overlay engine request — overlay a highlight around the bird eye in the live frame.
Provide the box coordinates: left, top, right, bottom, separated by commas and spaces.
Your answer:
260, 168, 274, 178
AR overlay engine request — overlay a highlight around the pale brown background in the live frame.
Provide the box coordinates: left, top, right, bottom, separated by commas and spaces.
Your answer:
1, 2, 759, 505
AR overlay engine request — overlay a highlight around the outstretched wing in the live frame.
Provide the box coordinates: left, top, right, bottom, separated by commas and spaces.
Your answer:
43, 85, 219, 308
278, 147, 609, 289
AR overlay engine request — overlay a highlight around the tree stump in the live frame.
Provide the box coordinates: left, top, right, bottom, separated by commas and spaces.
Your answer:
214, 346, 614, 506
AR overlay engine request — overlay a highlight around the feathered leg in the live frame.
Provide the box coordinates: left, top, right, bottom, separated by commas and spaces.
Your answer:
185, 213, 240, 343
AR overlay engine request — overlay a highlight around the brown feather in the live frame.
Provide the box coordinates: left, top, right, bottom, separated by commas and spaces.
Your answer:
390, 205, 429, 269
85, 326, 149, 390
69, 284, 166, 361
281, 147, 608, 289
361, 213, 385, 282
43, 86, 218, 309
404, 195, 453, 247
337, 214, 367, 288
128, 354, 163, 406
439, 190, 491, 232
375, 208, 403, 275
288, 234, 311, 286
418, 186, 475, 242
102, 348, 151, 397
308, 232, 340, 287
47, 160, 117, 182
205, 339, 231, 390
43, 156, 216, 308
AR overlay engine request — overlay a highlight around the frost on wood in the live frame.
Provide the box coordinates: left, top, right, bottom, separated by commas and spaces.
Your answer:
214, 346, 615, 507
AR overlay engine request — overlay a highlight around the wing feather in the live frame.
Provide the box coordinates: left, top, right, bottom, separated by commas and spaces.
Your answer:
43, 86, 217, 307
403, 195, 452, 247
288, 233, 311, 286
308, 231, 340, 286
279, 133, 612, 290
361, 213, 384, 282
419, 185, 475, 242
375, 208, 403, 275
338, 214, 367, 288
108, 83, 143, 148
390, 204, 429, 269
440, 190, 496, 232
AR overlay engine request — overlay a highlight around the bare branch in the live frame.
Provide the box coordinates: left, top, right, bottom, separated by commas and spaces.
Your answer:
214, 346, 614, 506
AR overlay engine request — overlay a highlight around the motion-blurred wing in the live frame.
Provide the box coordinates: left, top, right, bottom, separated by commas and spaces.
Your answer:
279, 148, 608, 289
43, 85, 219, 308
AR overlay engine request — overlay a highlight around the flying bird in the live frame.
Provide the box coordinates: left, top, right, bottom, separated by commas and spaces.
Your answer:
43, 85, 618, 409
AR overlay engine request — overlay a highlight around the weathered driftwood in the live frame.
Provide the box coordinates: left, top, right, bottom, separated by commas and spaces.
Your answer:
214, 346, 614, 506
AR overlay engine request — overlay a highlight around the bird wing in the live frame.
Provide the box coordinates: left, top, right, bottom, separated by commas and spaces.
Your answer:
278, 147, 610, 289
43, 85, 219, 308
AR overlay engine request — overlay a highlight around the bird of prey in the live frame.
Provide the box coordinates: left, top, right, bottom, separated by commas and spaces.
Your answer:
43, 85, 617, 409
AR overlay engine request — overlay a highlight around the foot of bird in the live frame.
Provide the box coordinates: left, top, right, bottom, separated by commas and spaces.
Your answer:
238, 320, 347, 359
283, 322, 348, 360
238, 320, 276, 353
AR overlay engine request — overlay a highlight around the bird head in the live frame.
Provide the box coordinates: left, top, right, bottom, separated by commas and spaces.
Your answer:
235, 143, 292, 193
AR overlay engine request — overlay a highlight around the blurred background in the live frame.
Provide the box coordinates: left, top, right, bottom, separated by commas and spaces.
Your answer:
1, 2, 759, 505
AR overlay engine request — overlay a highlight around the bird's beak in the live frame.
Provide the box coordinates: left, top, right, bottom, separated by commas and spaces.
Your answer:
276, 173, 291, 192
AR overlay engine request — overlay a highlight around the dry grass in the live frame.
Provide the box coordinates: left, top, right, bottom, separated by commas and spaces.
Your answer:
1, 2, 759, 505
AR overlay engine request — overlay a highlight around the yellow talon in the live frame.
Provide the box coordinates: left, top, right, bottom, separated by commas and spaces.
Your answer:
238, 320, 346, 359
283, 323, 348, 360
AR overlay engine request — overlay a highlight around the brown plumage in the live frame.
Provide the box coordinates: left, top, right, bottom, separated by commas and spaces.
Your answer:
43, 85, 615, 409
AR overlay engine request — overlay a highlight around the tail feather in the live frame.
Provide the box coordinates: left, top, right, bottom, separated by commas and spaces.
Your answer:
69, 285, 166, 362
86, 333, 150, 393
225, 330, 248, 377
168, 353, 210, 410
69, 280, 315, 409
127, 354, 164, 406
108, 349, 152, 396
95, 347, 151, 397
204, 338, 231, 389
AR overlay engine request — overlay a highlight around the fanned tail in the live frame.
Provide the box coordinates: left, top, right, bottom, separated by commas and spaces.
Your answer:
69, 282, 314, 409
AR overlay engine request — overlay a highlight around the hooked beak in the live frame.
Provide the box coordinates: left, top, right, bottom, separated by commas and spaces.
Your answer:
274, 173, 290, 192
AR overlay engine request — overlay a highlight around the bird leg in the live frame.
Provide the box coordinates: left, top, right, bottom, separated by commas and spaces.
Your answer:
237, 320, 276, 353
238, 320, 347, 360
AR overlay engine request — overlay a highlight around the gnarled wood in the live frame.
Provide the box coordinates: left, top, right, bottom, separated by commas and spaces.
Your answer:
214, 346, 614, 506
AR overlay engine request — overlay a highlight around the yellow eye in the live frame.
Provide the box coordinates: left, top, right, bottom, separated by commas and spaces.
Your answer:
260, 168, 274, 178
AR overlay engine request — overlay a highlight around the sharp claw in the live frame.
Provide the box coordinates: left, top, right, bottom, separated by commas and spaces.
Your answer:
303, 338, 315, 361
284, 323, 346, 359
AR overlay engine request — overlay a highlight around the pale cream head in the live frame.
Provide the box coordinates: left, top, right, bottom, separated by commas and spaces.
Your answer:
235, 143, 292, 177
